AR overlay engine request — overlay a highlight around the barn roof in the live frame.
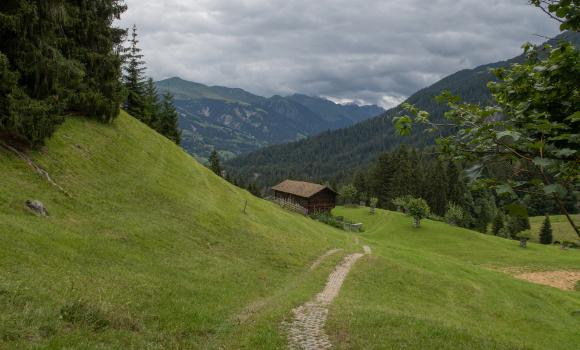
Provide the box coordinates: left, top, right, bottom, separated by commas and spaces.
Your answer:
272, 180, 337, 198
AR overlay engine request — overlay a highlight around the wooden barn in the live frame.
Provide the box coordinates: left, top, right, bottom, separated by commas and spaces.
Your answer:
272, 180, 338, 215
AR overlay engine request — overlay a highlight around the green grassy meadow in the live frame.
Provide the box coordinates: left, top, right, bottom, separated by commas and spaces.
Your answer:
1, 113, 579, 349
328, 207, 580, 350
0, 112, 357, 349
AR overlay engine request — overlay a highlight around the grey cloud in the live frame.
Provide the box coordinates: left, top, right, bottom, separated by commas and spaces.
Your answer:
119, 0, 560, 108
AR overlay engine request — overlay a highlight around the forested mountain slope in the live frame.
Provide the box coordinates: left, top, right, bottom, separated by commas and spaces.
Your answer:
226, 31, 580, 186
155, 78, 383, 160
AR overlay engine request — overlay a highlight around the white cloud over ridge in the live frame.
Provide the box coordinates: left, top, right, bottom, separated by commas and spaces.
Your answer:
118, 0, 560, 108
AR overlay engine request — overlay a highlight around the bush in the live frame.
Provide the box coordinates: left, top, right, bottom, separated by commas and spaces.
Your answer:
497, 227, 511, 239
310, 213, 344, 230
444, 202, 464, 226
392, 195, 414, 214
491, 212, 505, 235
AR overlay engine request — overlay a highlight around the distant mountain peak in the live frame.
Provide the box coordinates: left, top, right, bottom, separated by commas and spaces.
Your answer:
155, 77, 384, 159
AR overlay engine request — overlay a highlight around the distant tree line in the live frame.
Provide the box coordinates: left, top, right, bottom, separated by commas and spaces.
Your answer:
345, 146, 498, 232
122, 25, 180, 144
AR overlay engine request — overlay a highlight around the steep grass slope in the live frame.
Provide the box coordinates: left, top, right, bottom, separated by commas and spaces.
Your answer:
329, 207, 580, 350
0, 112, 357, 349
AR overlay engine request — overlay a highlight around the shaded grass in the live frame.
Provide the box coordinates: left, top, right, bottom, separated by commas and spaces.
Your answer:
328, 207, 580, 350
0, 113, 357, 349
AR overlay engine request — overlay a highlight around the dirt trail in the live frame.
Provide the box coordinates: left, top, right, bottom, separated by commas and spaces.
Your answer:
285, 246, 371, 350
515, 271, 580, 291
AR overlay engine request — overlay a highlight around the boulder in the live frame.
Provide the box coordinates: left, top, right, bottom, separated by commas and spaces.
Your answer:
25, 200, 48, 216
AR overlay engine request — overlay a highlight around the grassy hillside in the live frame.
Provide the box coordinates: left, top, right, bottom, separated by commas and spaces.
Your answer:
1, 112, 578, 349
529, 215, 580, 245
0, 112, 357, 349
329, 207, 580, 350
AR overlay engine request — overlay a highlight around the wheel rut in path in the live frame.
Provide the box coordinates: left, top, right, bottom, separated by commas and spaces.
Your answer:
285, 245, 371, 350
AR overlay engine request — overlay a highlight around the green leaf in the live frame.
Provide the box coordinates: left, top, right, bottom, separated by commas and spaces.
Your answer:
393, 116, 413, 136
553, 148, 576, 158
496, 130, 521, 142
495, 184, 515, 197
532, 157, 553, 167
544, 184, 567, 197
566, 111, 580, 123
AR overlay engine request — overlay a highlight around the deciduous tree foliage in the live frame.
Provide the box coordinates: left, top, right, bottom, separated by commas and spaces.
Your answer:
395, 4, 580, 237
0, 0, 126, 145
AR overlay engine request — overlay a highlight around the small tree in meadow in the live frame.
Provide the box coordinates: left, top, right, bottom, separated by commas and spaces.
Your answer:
539, 216, 553, 245
340, 184, 358, 206
444, 202, 464, 226
370, 197, 378, 214
392, 195, 414, 214
406, 197, 431, 228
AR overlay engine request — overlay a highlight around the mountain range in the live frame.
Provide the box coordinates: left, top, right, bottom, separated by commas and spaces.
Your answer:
226, 31, 580, 187
155, 78, 383, 160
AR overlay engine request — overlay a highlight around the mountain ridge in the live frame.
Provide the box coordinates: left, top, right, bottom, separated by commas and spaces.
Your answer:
226, 31, 580, 186
155, 77, 384, 159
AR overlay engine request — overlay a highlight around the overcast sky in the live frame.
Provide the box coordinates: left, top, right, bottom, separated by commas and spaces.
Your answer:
118, 0, 560, 108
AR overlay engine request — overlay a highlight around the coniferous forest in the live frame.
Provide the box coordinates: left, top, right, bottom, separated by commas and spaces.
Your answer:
0, 1, 180, 146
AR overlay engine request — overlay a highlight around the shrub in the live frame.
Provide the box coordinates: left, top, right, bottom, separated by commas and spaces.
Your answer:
491, 212, 505, 235
444, 202, 464, 226
392, 195, 414, 214
310, 213, 344, 230
497, 227, 511, 239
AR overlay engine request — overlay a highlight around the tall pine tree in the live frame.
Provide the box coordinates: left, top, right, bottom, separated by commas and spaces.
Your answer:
123, 24, 147, 122
156, 91, 181, 144
539, 216, 553, 245
143, 77, 160, 126
209, 150, 223, 177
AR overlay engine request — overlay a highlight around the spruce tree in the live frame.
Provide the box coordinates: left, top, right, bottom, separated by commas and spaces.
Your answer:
143, 77, 160, 126
352, 170, 368, 202
157, 92, 181, 144
123, 24, 147, 121
209, 150, 223, 177
0, 0, 126, 145
492, 211, 505, 236
65, 0, 127, 123
539, 216, 553, 245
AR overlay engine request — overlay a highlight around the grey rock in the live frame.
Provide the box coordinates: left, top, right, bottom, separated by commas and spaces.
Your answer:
25, 200, 48, 216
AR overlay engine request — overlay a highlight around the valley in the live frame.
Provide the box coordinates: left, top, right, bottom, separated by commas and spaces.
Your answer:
156, 78, 383, 160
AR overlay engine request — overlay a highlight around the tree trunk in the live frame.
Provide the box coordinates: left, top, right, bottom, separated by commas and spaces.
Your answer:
413, 217, 420, 228
554, 194, 580, 239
